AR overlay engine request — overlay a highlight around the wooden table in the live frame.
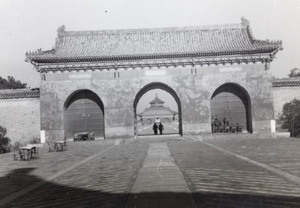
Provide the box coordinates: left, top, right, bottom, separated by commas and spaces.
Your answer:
54, 141, 68, 151
19, 146, 38, 161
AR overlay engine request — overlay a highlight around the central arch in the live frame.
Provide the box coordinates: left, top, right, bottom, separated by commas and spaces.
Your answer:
133, 82, 182, 136
64, 89, 105, 139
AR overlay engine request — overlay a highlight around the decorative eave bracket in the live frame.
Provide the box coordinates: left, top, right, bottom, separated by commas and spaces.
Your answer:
36, 55, 272, 73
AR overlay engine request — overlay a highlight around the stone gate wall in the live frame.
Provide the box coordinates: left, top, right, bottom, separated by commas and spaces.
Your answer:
2, 73, 298, 143
40, 62, 274, 140
272, 78, 300, 120
0, 94, 40, 144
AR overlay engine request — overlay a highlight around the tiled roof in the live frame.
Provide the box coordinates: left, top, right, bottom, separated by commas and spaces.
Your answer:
149, 94, 164, 105
0, 89, 40, 99
138, 106, 177, 116
272, 78, 300, 87
26, 18, 282, 63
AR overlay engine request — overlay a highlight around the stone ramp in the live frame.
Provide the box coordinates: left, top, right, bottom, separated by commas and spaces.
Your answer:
125, 142, 196, 208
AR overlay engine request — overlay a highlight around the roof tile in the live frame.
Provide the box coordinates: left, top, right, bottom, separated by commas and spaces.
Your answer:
26, 18, 282, 63
272, 78, 300, 87
0, 89, 40, 99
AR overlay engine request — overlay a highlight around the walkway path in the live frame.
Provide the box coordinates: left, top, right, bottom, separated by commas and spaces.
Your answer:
1, 137, 300, 207
125, 142, 196, 207
137, 123, 179, 135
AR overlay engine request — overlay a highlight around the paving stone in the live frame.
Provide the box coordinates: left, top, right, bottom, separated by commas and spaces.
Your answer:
169, 139, 300, 207
1, 137, 300, 207
207, 138, 300, 178
0, 140, 115, 202
1, 140, 148, 208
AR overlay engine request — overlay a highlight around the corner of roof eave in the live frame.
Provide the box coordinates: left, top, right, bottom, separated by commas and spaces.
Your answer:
24, 56, 41, 71
272, 40, 284, 56
269, 39, 283, 51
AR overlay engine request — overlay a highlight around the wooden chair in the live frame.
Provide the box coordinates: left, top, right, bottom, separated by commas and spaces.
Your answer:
18, 148, 31, 161
212, 119, 222, 133
224, 125, 230, 133
230, 126, 236, 133
47, 142, 56, 152
237, 125, 243, 133
31, 146, 39, 159
13, 151, 19, 161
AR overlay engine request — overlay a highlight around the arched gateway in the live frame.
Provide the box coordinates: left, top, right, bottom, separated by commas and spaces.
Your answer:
211, 83, 252, 133
133, 82, 182, 136
25, 18, 282, 141
64, 90, 104, 139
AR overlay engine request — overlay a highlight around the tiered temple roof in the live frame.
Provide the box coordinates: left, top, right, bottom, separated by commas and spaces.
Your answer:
272, 78, 300, 87
139, 106, 177, 116
149, 94, 164, 105
0, 89, 40, 99
26, 18, 282, 64
138, 94, 177, 116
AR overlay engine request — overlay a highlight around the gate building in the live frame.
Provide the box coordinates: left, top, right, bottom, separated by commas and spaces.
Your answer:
25, 18, 282, 141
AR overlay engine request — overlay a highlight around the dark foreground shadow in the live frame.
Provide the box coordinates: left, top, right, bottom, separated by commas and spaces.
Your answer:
1, 168, 300, 208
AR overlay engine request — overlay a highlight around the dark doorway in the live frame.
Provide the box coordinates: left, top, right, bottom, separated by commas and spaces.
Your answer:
211, 83, 252, 133
64, 90, 104, 139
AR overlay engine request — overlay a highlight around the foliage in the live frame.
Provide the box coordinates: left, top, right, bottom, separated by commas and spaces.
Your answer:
279, 99, 300, 137
288, 68, 300, 78
10, 137, 40, 152
29, 137, 41, 144
0, 125, 7, 137
0, 126, 11, 154
11, 141, 23, 152
0, 76, 27, 89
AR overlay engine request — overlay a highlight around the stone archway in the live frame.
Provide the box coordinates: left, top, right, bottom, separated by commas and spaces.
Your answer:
133, 82, 182, 136
211, 83, 252, 133
64, 90, 105, 139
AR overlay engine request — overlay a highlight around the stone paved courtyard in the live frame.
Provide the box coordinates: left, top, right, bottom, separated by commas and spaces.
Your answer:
1, 136, 300, 207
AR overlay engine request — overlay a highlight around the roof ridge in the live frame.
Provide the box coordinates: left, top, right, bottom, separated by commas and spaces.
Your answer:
273, 77, 300, 81
0, 88, 32, 92
56, 20, 246, 37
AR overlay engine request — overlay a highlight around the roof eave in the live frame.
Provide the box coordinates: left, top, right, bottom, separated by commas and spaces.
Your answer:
27, 48, 280, 64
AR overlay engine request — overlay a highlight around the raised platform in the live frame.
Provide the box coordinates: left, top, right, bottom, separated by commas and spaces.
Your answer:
185, 132, 291, 141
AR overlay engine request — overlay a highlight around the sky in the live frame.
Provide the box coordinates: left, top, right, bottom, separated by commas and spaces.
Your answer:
0, 0, 299, 108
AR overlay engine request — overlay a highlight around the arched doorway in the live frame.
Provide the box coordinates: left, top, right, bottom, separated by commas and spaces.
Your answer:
64, 90, 104, 139
211, 83, 252, 133
133, 82, 182, 136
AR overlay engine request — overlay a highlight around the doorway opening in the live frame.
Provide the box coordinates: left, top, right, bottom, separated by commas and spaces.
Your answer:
211, 83, 252, 133
64, 90, 104, 139
134, 83, 182, 137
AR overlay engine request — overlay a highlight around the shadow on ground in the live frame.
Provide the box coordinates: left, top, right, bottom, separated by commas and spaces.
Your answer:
1, 168, 300, 208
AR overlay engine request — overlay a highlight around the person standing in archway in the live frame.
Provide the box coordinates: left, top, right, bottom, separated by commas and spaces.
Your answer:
153, 123, 158, 135
159, 122, 164, 135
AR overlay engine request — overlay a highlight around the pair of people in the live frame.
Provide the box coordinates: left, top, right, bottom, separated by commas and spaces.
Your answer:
153, 122, 164, 135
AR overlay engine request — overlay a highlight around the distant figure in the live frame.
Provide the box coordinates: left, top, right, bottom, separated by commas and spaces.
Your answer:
153, 123, 158, 135
159, 122, 164, 135
155, 117, 161, 123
